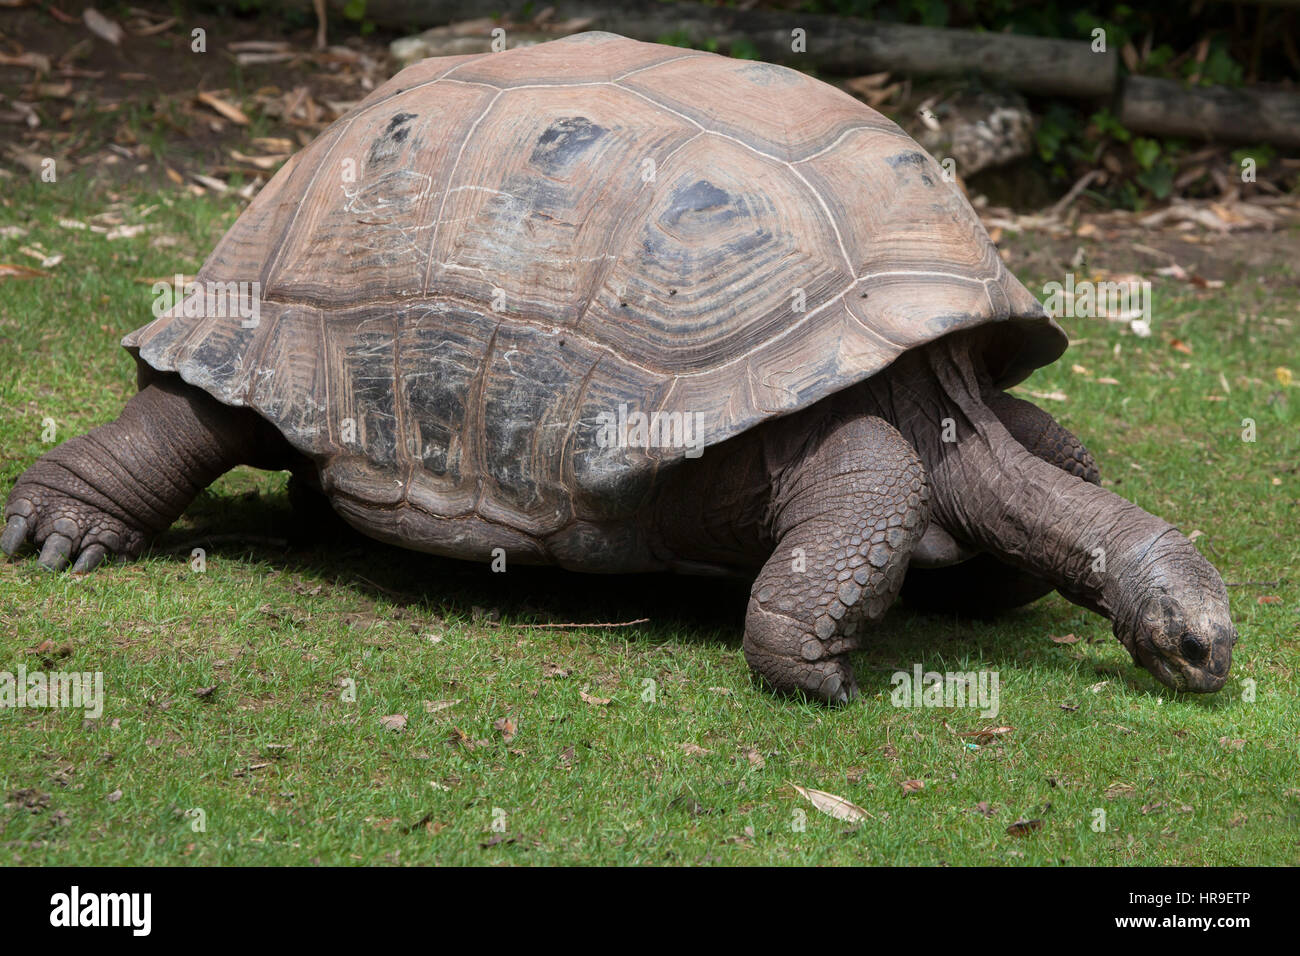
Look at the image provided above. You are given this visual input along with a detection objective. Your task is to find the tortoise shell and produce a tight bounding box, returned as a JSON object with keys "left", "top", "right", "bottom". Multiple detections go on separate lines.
{"left": 123, "top": 31, "right": 1065, "bottom": 563}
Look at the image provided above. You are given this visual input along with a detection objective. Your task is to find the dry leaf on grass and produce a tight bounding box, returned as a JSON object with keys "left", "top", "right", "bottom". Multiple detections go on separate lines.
{"left": 229, "top": 149, "right": 289, "bottom": 170}
{"left": 790, "top": 782, "right": 872, "bottom": 822}
{"left": 380, "top": 714, "right": 407, "bottom": 732}
{"left": 196, "top": 91, "right": 250, "bottom": 125}
{"left": 959, "top": 726, "right": 1014, "bottom": 744}
{"left": 1006, "top": 818, "right": 1043, "bottom": 836}
{"left": 579, "top": 689, "right": 611, "bottom": 706}
{"left": 83, "top": 8, "right": 125, "bottom": 45}
{"left": 0, "top": 263, "right": 49, "bottom": 279}
{"left": 0, "top": 52, "right": 52, "bottom": 73}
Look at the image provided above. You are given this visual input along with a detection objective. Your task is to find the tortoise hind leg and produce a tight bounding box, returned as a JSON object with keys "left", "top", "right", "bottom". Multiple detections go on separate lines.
{"left": 744, "top": 415, "right": 928, "bottom": 703}
{"left": 3, "top": 376, "right": 289, "bottom": 571}
{"left": 900, "top": 393, "right": 1100, "bottom": 615}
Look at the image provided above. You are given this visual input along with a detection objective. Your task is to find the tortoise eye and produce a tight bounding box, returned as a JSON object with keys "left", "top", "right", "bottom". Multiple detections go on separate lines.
{"left": 1179, "top": 633, "right": 1208, "bottom": 664}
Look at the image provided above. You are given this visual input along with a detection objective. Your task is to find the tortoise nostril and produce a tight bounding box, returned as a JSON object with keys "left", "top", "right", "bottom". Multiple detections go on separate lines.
{"left": 1179, "top": 633, "right": 1208, "bottom": 664}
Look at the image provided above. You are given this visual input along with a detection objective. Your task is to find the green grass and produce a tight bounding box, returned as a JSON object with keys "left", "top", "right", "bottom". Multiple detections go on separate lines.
{"left": 1, "top": 177, "right": 1297, "bottom": 865}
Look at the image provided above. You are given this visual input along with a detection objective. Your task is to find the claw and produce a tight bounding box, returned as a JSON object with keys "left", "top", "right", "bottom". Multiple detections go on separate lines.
{"left": 38, "top": 533, "right": 73, "bottom": 572}
{"left": 72, "top": 543, "right": 108, "bottom": 574}
{"left": 1, "top": 515, "right": 29, "bottom": 556}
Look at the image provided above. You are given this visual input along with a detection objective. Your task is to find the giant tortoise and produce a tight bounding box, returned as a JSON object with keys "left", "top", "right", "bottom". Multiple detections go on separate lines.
{"left": 2, "top": 32, "right": 1236, "bottom": 701}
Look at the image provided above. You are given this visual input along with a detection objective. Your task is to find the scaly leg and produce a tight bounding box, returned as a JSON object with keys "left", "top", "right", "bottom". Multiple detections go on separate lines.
{"left": 743, "top": 415, "right": 929, "bottom": 703}
{"left": 3, "top": 376, "right": 290, "bottom": 571}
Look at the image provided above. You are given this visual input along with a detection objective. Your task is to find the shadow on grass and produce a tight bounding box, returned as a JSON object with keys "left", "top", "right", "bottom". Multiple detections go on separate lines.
{"left": 154, "top": 483, "right": 1234, "bottom": 709}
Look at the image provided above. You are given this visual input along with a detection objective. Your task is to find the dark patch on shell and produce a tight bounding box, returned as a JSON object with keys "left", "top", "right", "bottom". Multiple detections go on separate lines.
{"left": 887, "top": 150, "right": 935, "bottom": 187}
{"left": 529, "top": 117, "right": 606, "bottom": 174}
{"left": 662, "top": 180, "right": 736, "bottom": 228}
{"left": 367, "top": 112, "right": 418, "bottom": 167}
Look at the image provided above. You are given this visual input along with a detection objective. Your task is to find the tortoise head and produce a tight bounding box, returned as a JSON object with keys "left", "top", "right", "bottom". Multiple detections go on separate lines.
{"left": 1115, "top": 558, "right": 1237, "bottom": 693}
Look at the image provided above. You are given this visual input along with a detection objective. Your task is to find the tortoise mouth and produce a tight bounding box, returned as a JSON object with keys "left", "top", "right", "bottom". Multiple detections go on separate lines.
{"left": 1135, "top": 644, "right": 1186, "bottom": 691}
{"left": 1134, "top": 642, "right": 1229, "bottom": 694}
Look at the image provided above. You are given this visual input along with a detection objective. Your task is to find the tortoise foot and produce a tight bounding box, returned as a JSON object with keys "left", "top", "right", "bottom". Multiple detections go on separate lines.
{"left": 2, "top": 447, "right": 147, "bottom": 573}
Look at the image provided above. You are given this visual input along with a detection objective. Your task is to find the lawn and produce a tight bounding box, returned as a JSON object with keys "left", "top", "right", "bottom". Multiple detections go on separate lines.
{"left": 1, "top": 175, "right": 1297, "bottom": 865}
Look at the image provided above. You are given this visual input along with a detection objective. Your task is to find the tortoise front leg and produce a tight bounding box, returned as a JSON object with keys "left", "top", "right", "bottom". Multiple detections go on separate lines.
{"left": 3, "top": 376, "right": 288, "bottom": 571}
{"left": 744, "top": 415, "right": 929, "bottom": 703}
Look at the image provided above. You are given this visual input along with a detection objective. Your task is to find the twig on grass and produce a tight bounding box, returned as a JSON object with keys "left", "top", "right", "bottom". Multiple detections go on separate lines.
{"left": 485, "top": 617, "right": 651, "bottom": 630}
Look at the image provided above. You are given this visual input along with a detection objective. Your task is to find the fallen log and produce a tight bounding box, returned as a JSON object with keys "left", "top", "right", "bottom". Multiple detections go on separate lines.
{"left": 1119, "top": 76, "right": 1300, "bottom": 148}
{"left": 301, "top": 0, "right": 1117, "bottom": 97}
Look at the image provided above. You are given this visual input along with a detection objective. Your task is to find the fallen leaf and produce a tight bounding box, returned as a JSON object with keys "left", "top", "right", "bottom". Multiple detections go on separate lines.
{"left": 83, "top": 8, "right": 125, "bottom": 45}
{"left": 380, "top": 713, "right": 407, "bottom": 732}
{"left": 228, "top": 149, "right": 289, "bottom": 170}
{"left": 1169, "top": 338, "right": 1193, "bottom": 355}
{"left": 681, "top": 742, "right": 710, "bottom": 757}
{"left": 1258, "top": 595, "right": 1281, "bottom": 605}
{"left": 423, "top": 699, "right": 459, "bottom": 713}
{"left": 106, "top": 789, "right": 122, "bottom": 803}
{"left": 790, "top": 783, "right": 871, "bottom": 823}
{"left": 105, "top": 224, "right": 148, "bottom": 240}
{"left": 18, "top": 247, "right": 62, "bottom": 269}
{"left": 0, "top": 263, "right": 49, "bottom": 279}
{"left": 744, "top": 748, "right": 766, "bottom": 769}
{"left": 189, "top": 173, "right": 228, "bottom": 193}
{"left": 192, "top": 685, "right": 217, "bottom": 699}
{"left": 1006, "top": 818, "right": 1043, "bottom": 836}
{"left": 1276, "top": 367, "right": 1293, "bottom": 387}
{"left": 1104, "top": 782, "right": 1135, "bottom": 799}
{"left": 196, "top": 91, "right": 249, "bottom": 125}
{"left": 0, "top": 51, "right": 52, "bottom": 73}
{"left": 901, "top": 779, "right": 924, "bottom": 794}
{"left": 492, "top": 716, "right": 516, "bottom": 742}
{"left": 1218, "top": 737, "right": 1246, "bottom": 751}
{"left": 1050, "top": 633, "right": 1080, "bottom": 644}
{"left": 960, "top": 726, "right": 1014, "bottom": 744}
{"left": 579, "top": 689, "right": 611, "bottom": 706}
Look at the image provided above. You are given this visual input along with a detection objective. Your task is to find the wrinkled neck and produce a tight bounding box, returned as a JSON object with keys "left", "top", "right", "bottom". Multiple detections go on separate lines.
{"left": 858, "top": 337, "right": 1185, "bottom": 627}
